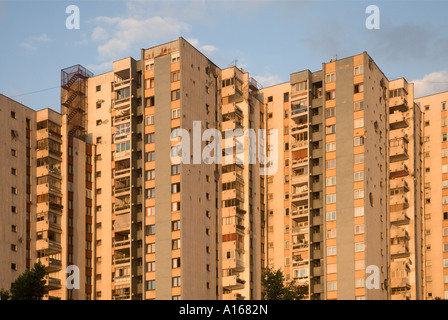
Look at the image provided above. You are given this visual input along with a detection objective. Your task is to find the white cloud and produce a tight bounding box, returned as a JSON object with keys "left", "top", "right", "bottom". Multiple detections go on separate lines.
{"left": 252, "top": 74, "right": 282, "bottom": 88}
{"left": 412, "top": 70, "right": 448, "bottom": 98}
{"left": 19, "top": 33, "right": 52, "bottom": 53}
{"left": 92, "top": 15, "right": 190, "bottom": 63}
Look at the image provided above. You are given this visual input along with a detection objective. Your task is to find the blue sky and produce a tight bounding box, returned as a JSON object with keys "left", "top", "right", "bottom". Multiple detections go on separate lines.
{"left": 1, "top": 0, "right": 448, "bottom": 112}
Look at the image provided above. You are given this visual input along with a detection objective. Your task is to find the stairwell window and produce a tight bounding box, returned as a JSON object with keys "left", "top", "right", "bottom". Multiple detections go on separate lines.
{"left": 354, "top": 83, "right": 364, "bottom": 94}
{"left": 354, "top": 65, "right": 364, "bottom": 75}
{"left": 326, "top": 142, "right": 336, "bottom": 152}
{"left": 354, "top": 136, "right": 365, "bottom": 146}
{"left": 172, "top": 108, "right": 180, "bottom": 119}
{"left": 326, "top": 73, "right": 335, "bottom": 83}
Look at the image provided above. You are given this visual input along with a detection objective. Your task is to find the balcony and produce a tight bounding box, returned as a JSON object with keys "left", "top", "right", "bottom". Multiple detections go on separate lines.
{"left": 292, "top": 225, "right": 309, "bottom": 235}
{"left": 291, "top": 124, "right": 308, "bottom": 135}
{"left": 292, "top": 208, "right": 309, "bottom": 222}
{"left": 291, "top": 192, "right": 309, "bottom": 206}
{"left": 391, "top": 243, "right": 410, "bottom": 258}
{"left": 222, "top": 119, "right": 244, "bottom": 132}
{"left": 291, "top": 140, "right": 308, "bottom": 150}
{"left": 114, "top": 256, "right": 131, "bottom": 265}
{"left": 292, "top": 241, "right": 309, "bottom": 251}
{"left": 114, "top": 78, "right": 131, "bottom": 90}
{"left": 390, "top": 112, "right": 409, "bottom": 130}
{"left": 391, "top": 227, "right": 410, "bottom": 240}
{"left": 390, "top": 144, "right": 409, "bottom": 163}
{"left": 249, "top": 77, "right": 263, "bottom": 92}
{"left": 391, "top": 292, "right": 410, "bottom": 300}
{"left": 291, "top": 174, "right": 308, "bottom": 186}
{"left": 389, "top": 96, "right": 409, "bottom": 113}
{"left": 36, "top": 219, "right": 62, "bottom": 233}
{"left": 391, "top": 277, "right": 411, "bottom": 290}
{"left": 222, "top": 276, "right": 246, "bottom": 290}
{"left": 390, "top": 164, "right": 409, "bottom": 179}
{"left": 44, "top": 276, "right": 62, "bottom": 290}
{"left": 391, "top": 211, "right": 411, "bottom": 226}
{"left": 313, "top": 266, "right": 324, "bottom": 277}
{"left": 38, "top": 257, "right": 62, "bottom": 273}
{"left": 36, "top": 239, "right": 62, "bottom": 253}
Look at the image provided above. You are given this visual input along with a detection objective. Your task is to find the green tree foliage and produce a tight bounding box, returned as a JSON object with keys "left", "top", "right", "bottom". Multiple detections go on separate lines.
{"left": 9, "top": 262, "right": 47, "bottom": 300}
{"left": 261, "top": 267, "right": 308, "bottom": 300}
{"left": 0, "top": 288, "right": 10, "bottom": 300}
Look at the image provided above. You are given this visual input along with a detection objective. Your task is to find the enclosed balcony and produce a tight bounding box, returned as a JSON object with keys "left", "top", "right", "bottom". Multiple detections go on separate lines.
{"left": 114, "top": 176, "right": 131, "bottom": 195}
{"left": 291, "top": 183, "right": 309, "bottom": 206}
{"left": 113, "top": 251, "right": 131, "bottom": 265}
{"left": 292, "top": 223, "right": 309, "bottom": 235}
{"left": 113, "top": 286, "right": 131, "bottom": 300}
{"left": 391, "top": 277, "right": 411, "bottom": 290}
{"left": 292, "top": 233, "right": 309, "bottom": 251}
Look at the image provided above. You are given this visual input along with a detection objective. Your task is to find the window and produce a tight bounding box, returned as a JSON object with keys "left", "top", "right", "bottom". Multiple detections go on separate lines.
{"left": 96, "top": 85, "right": 101, "bottom": 92}
{"left": 327, "top": 229, "right": 336, "bottom": 239}
{"left": 328, "top": 281, "right": 337, "bottom": 291}
{"left": 115, "top": 123, "right": 130, "bottom": 141}
{"left": 326, "top": 211, "right": 336, "bottom": 221}
{"left": 354, "top": 189, "right": 364, "bottom": 199}
{"left": 172, "top": 258, "right": 181, "bottom": 269}
{"left": 326, "top": 90, "right": 335, "bottom": 100}
{"left": 11, "top": 206, "right": 17, "bottom": 214}
{"left": 326, "top": 73, "right": 335, "bottom": 83}
{"left": 354, "top": 171, "right": 364, "bottom": 181}
{"left": 11, "top": 149, "right": 17, "bottom": 157}
{"left": 171, "top": 183, "right": 180, "bottom": 194}
{"left": 327, "top": 246, "right": 336, "bottom": 256}
{"left": 172, "top": 277, "right": 181, "bottom": 287}
{"left": 147, "top": 188, "right": 155, "bottom": 199}
{"left": 10, "top": 111, "right": 16, "bottom": 119}
{"left": 171, "top": 89, "right": 180, "bottom": 101}
{"left": 172, "top": 220, "right": 181, "bottom": 231}
{"left": 96, "top": 120, "right": 102, "bottom": 126}
{"left": 115, "top": 141, "right": 130, "bottom": 153}
{"left": 326, "top": 142, "right": 336, "bottom": 152}
{"left": 354, "top": 83, "right": 364, "bottom": 93}
{"left": 354, "top": 207, "right": 364, "bottom": 217}
{"left": 172, "top": 239, "right": 181, "bottom": 250}
{"left": 355, "top": 153, "right": 364, "bottom": 164}
{"left": 146, "top": 170, "right": 155, "bottom": 181}
{"left": 147, "top": 280, "right": 156, "bottom": 291}
{"left": 143, "top": 261, "right": 155, "bottom": 274}
{"left": 172, "top": 202, "right": 181, "bottom": 212}
{"left": 326, "top": 125, "right": 336, "bottom": 135}
{"left": 355, "top": 242, "right": 365, "bottom": 252}
{"left": 355, "top": 260, "right": 365, "bottom": 270}
{"left": 354, "top": 136, "right": 365, "bottom": 146}
{"left": 146, "top": 78, "right": 154, "bottom": 89}
{"left": 172, "top": 108, "right": 181, "bottom": 119}
{"left": 354, "top": 100, "right": 364, "bottom": 111}
{"left": 355, "top": 278, "right": 365, "bottom": 288}
{"left": 326, "top": 194, "right": 336, "bottom": 204}
{"left": 326, "top": 176, "right": 336, "bottom": 186}
{"left": 326, "top": 107, "right": 335, "bottom": 118}
{"left": 146, "top": 133, "right": 155, "bottom": 144}
{"left": 146, "top": 207, "right": 155, "bottom": 216}
{"left": 354, "top": 118, "right": 364, "bottom": 128}
{"left": 354, "top": 65, "right": 364, "bottom": 75}
{"left": 355, "top": 224, "right": 365, "bottom": 234}
{"left": 327, "top": 264, "right": 337, "bottom": 274}
{"left": 146, "top": 151, "right": 155, "bottom": 162}
{"left": 11, "top": 168, "right": 16, "bottom": 175}
{"left": 292, "top": 81, "right": 307, "bottom": 92}
{"left": 171, "top": 164, "right": 180, "bottom": 175}
{"left": 145, "top": 115, "right": 155, "bottom": 126}
{"left": 96, "top": 102, "right": 102, "bottom": 109}
{"left": 284, "top": 92, "right": 289, "bottom": 102}
{"left": 146, "top": 96, "right": 155, "bottom": 107}
{"left": 11, "top": 225, "right": 17, "bottom": 232}
{"left": 171, "top": 71, "right": 180, "bottom": 82}
{"left": 326, "top": 160, "right": 336, "bottom": 169}
{"left": 147, "top": 243, "right": 155, "bottom": 254}
{"left": 11, "top": 187, "right": 17, "bottom": 194}
{"left": 146, "top": 225, "right": 155, "bottom": 235}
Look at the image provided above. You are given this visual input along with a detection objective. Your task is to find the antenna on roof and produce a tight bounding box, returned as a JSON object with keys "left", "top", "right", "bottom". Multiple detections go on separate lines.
{"left": 229, "top": 57, "right": 238, "bottom": 67}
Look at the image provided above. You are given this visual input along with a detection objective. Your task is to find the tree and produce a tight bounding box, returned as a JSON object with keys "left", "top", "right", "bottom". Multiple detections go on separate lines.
{"left": 9, "top": 262, "right": 47, "bottom": 300}
{"left": 261, "top": 267, "right": 308, "bottom": 300}
{"left": 0, "top": 288, "right": 10, "bottom": 300}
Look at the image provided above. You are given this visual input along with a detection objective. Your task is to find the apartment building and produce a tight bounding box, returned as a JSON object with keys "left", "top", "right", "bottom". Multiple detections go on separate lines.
{"left": 0, "top": 93, "right": 93, "bottom": 300}
{"left": 415, "top": 91, "right": 448, "bottom": 300}
{"left": 262, "top": 53, "right": 397, "bottom": 300}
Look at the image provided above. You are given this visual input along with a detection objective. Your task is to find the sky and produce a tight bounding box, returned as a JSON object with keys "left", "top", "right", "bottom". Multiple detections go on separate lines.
{"left": 1, "top": 0, "right": 448, "bottom": 112}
